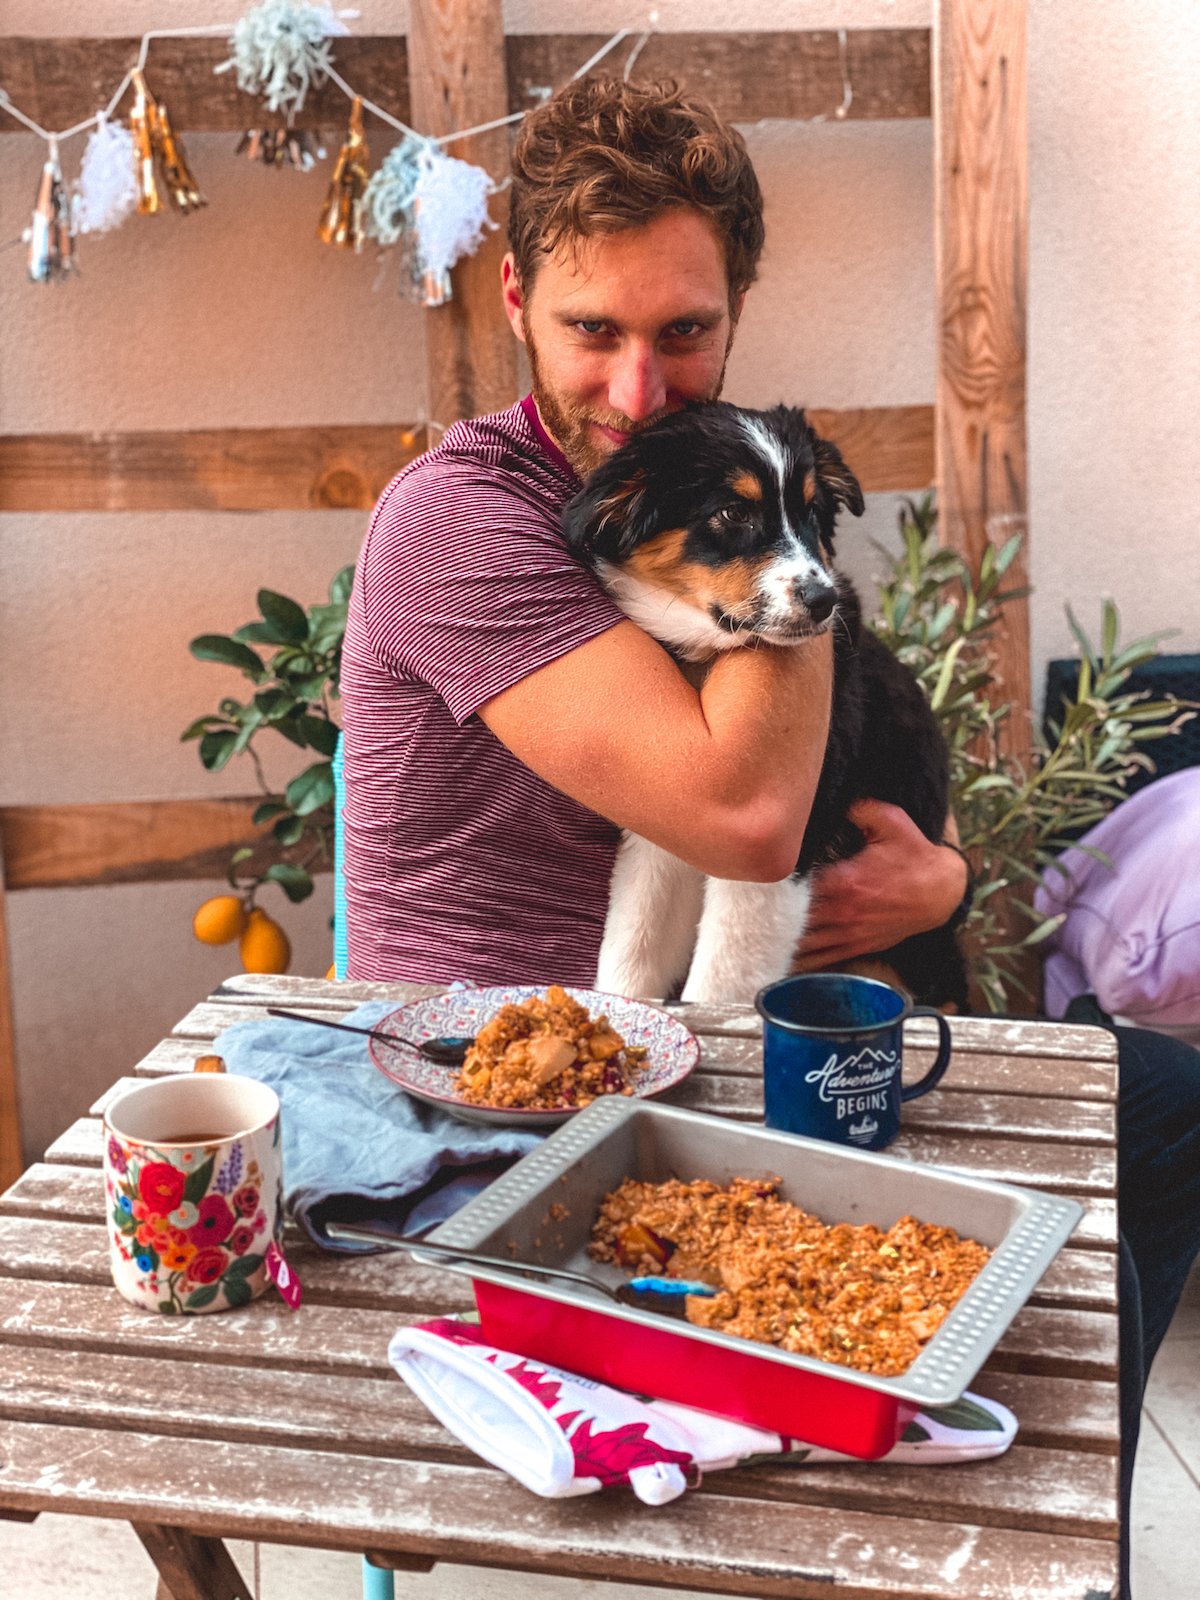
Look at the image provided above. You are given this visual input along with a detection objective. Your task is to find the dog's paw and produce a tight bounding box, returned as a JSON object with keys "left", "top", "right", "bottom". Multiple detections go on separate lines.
{"left": 679, "top": 972, "right": 759, "bottom": 1006}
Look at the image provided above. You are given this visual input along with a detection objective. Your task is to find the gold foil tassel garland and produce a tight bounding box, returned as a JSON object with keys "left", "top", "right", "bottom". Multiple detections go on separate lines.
{"left": 27, "top": 140, "right": 75, "bottom": 283}
{"left": 128, "top": 67, "right": 206, "bottom": 216}
{"left": 130, "top": 68, "right": 161, "bottom": 214}
{"left": 154, "top": 100, "right": 206, "bottom": 213}
{"left": 317, "top": 97, "right": 369, "bottom": 249}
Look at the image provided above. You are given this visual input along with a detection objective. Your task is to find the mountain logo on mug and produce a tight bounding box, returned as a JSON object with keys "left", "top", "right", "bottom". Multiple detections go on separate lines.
{"left": 804, "top": 1046, "right": 898, "bottom": 1104}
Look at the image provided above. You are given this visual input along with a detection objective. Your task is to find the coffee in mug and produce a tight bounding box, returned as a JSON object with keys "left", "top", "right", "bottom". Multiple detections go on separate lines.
{"left": 103, "top": 1073, "right": 287, "bottom": 1314}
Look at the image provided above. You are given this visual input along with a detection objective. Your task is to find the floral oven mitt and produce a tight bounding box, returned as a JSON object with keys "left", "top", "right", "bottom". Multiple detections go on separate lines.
{"left": 388, "top": 1318, "right": 1017, "bottom": 1506}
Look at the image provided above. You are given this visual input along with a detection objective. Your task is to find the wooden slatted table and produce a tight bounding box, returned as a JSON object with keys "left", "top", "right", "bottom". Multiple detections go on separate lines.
{"left": 0, "top": 973, "right": 1120, "bottom": 1600}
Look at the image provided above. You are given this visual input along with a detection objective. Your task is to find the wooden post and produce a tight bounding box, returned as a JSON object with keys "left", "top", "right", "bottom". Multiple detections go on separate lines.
{"left": 934, "top": 1, "right": 1038, "bottom": 1013}
{"left": 407, "top": 0, "right": 519, "bottom": 425}
{"left": 933, "top": 0, "right": 1031, "bottom": 763}
{"left": 0, "top": 843, "right": 22, "bottom": 1190}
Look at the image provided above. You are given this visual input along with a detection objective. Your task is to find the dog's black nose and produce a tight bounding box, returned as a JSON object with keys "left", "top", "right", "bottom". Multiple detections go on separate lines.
{"left": 796, "top": 578, "right": 838, "bottom": 624}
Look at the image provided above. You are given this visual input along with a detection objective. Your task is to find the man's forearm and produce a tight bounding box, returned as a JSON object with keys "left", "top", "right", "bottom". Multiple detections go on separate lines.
{"left": 691, "top": 633, "right": 833, "bottom": 879}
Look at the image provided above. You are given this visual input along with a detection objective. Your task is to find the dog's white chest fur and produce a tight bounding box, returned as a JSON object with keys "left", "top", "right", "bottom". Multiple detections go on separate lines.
{"left": 595, "top": 831, "right": 812, "bottom": 1003}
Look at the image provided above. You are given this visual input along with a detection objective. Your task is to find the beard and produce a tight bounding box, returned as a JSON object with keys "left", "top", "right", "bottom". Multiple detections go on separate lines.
{"left": 525, "top": 319, "right": 731, "bottom": 479}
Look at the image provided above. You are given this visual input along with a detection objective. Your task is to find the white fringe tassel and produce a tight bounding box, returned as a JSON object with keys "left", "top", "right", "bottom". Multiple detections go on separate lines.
{"left": 414, "top": 145, "right": 497, "bottom": 281}
{"left": 73, "top": 117, "right": 138, "bottom": 235}
{"left": 362, "top": 135, "right": 496, "bottom": 291}
{"left": 216, "top": 0, "right": 349, "bottom": 117}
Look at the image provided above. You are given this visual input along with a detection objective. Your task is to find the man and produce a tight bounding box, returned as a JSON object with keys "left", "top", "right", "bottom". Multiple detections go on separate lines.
{"left": 342, "top": 76, "right": 1197, "bottom": 1598}
{"left": 340, "top": 76, "right": 965, "bottom": 986}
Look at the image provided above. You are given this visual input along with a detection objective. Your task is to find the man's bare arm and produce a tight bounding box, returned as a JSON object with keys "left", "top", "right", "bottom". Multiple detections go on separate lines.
{"left": 479, "top": 619, "right": 833, "bottom": 881}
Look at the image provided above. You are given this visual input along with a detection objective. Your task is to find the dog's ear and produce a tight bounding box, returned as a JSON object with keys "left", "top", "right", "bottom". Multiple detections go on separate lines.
{"left": 812, "top": 435, "right": 865, "bottom": 520}
{"left": 562, "top": 467, "right": 652, "bottom": 564}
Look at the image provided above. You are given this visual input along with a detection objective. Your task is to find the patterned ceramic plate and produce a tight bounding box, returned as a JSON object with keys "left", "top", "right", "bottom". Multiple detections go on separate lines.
{"left": 368, "top": 985, "right": 701, "bottom": 1128}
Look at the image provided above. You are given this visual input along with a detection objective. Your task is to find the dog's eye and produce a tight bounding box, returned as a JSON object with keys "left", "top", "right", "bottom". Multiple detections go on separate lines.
{"left": 716, "top": 505, "right": 753, "bottom": 529}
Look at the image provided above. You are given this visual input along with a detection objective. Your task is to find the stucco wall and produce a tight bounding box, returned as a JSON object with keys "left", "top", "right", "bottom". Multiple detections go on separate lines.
{"left": 2, "top": 1, "right": 1197, "bottom": 1161}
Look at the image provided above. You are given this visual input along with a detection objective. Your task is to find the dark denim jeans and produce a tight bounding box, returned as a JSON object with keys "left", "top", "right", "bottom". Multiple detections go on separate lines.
{"left": 1064, "top": 997, "right": 1200, "bottom": 1599}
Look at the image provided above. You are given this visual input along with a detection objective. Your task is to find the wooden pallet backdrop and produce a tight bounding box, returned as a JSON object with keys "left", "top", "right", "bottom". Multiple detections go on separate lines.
{"left": 0, "top": 0, "right": 1029, "bottom": 1183}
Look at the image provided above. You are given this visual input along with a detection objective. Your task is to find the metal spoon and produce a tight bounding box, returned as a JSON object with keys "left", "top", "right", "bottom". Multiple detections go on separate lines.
{"left": 324, "top": 1222, "right": 716, "bottom": 1318}
{"left": 266, "top": 1006, "right": 474, "bottom": 1065}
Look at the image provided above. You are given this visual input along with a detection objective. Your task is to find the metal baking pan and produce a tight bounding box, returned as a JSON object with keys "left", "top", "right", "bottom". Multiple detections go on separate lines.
{"left": 423, "top": 1098, "right": 1083, "bottom": 1458}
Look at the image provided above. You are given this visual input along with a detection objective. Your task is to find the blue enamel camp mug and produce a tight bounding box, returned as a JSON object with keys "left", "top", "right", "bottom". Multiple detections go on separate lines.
{"left": 755, "top": 974, "right": 952, "bottom": 1152}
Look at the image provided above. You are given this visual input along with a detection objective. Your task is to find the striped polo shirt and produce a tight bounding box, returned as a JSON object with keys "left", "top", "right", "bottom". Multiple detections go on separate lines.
{"left": 340, "top": 397, "right": 625, "bottom": 984}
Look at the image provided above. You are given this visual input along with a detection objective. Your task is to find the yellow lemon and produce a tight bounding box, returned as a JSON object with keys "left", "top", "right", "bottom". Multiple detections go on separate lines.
{"left": 192, "top": 895, "right": 248, "bottom": 946}
{"left": 239, "top": 908, "right": 292, "bottom": 975}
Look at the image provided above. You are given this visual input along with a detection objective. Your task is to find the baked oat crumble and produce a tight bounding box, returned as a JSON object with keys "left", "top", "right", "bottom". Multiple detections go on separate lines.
{"left": 456, "top": 985, "right": 646, "bottom": 1110}
{"left": 590, "top": 1175, "right": 991, "bottom": 1377}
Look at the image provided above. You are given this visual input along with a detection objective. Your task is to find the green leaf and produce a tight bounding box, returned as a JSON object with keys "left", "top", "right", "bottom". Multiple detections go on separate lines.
{"left": 190, "top": 635, "right": 266, "bottom": 679}
{"left": 258, "top": 589, "right": 310, "bottom": 644}
{"left": 1100, "top": 598, "right": 1119, "bottom": 663}
{"left": 307, "top": 602, "right": 347, "bottom": 654}
{"left": 1108, "top": 634, "right": 1176, "bottom": 675}
{"left": 994, "top": 533, "right": 1023, "bottom": 575}
{"left": 223, "top": 1274, "right": 253, "bottom": 1308}
{"left": 282, "top": 672, "right": 332, "bottom": 701}
{"left": 929, "top": 637, "right": 966, "bottom": 711}
{"left": 901, "top": 1420, "right": 931, "bottom": 1443}
{"left": 254, "top": 689, "right": 300, "bottom": 721}
{"left": 186, "top": 1283, "right": 221, "bottom": 1310}
{"left": 233, "top": 620, "right": 293, "bottom": 647}
{"left": 272, "top": 815, "right": 306, "bottom": 848}
{"left": 230, "top": 846, "right": 255, "bottom": 866}
{"left": 297, "top": 714, "right": 340, "bottom": 756}
{"left": 265, "top": 862, "right": 315, "bottom": 902}
{"left": 252, "top": 800, "right": 290, "bottom": 826}
{"left": 230, "top": 708, "right": 264, "bottom": 757}
{"left": 226, "top": 1252, "right": 264, "bottom": 1279}
{"left": 285, "top": 761, "right": 335, "bottom": 817}
{"left": 926, "top": 600, "right": 958, "bottom": 642}
{"left": 960, "top": 773, "right": 1014, "bottom": 794}
{"left": 272, "top": 717, "right": 309, "bottom": 751}
{"left": 329, "top": 564, "right": 355, "bottom": 604}
{"left": 198, "top": 729, "right": 238, "bottom": 772}
{"left": 182, "top": 1156, "right": 216, "bottom": 1206}
{"left": 923, "top": 1395, "right": 1007, "bottom": 1433}
{"left": 181, "top": 716, "right": 232, "bottom": 742}
{"left": 1064, "top": 606, "right": 1098, "bottom": 674}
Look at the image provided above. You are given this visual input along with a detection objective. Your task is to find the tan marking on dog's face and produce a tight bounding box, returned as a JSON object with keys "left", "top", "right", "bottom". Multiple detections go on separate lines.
{"left": 803, "top": 468, "right": 817, "bottom": 505}
{"left": 729, "top": 469, "right": 764, "bottom": 503}
{"left": 595, "top": 470, "right": 646, "bottom": 528}
{"left": 623, "top": 529, "right": 768, "bottom": 613}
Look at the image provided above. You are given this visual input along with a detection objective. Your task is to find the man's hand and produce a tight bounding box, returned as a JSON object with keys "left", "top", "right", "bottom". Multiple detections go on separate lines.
{"left": 793, "top": 798, "right": 968, "bottom": 971}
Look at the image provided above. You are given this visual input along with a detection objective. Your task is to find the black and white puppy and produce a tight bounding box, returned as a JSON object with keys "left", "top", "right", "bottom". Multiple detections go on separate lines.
{"left": 562, "top": 401, "right": 966, "bottom": 1009}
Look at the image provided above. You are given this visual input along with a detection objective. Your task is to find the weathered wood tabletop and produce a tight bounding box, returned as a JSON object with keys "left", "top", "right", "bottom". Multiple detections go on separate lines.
{"left": 0, "top": 973, "right": 1120, "bottom": 1600}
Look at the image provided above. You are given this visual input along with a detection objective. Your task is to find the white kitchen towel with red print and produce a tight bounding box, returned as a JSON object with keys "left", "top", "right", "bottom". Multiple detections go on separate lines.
{"left": 387, "top": 1318, "right": 1017, "bottom": 1505}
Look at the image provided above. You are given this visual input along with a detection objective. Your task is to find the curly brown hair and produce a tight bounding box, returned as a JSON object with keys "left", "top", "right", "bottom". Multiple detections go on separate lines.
{"left": 508, "top": 77, "right": 765, "bottom": 304}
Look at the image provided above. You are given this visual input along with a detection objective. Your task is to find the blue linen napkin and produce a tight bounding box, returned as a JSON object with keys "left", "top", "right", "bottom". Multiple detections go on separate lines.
{"left": 214, "top": 1001, "right": 544, "bottom": 1250}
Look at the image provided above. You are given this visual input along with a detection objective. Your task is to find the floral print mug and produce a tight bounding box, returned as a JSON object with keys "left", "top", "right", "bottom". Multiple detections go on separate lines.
{"left": 104, "top": 1074, "right": 284, "bottom": 1314}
